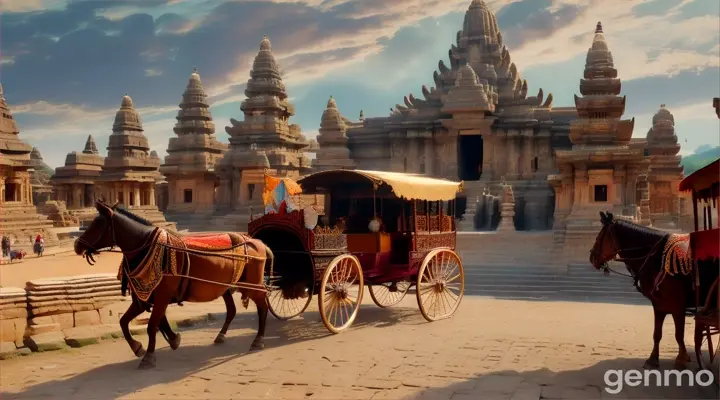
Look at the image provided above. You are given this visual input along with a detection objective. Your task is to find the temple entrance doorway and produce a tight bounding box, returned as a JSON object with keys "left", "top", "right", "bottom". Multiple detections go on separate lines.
{"left": 4, "top": 182, "right": 17, "bottom": 202}
{"left": 457, "top": 135, "right": 483, "bottom": 181}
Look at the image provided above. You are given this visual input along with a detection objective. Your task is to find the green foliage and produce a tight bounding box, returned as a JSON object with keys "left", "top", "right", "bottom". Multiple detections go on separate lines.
{"left": 681, "top": 146, "right": 720, "bottom": 175}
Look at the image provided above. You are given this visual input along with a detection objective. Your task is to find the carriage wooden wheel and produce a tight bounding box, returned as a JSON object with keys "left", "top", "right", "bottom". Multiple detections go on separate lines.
{"left": 416, "top": 248, "right": 464, "bottom": 322}
{"left": 318, "top": 254, "right": 364, "bottom": 333}
{"left": 266, "top": 285, "right": 313, "bottom": 321}
{"left": 369, "top": 281, "right": 411, "bottom": 308}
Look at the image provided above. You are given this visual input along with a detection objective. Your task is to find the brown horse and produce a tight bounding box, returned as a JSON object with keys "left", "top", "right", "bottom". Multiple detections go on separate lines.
{"left": 590, "top": 211, "right": 695, "bottom": 369}
{"left": 74, "top": 201, "right": 273, "bottom": 369}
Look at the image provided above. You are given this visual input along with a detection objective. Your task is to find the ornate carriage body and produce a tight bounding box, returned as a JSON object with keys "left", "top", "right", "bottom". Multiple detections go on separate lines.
{"left": 249, "top": 170, "right": 465, "bottom": 333}
{"left": 679, "top": 158, "right": 720, "bottom": 370}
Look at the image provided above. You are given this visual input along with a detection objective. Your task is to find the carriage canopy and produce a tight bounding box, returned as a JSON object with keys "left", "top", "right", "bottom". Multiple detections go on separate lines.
{"left": 297, "top": 169, "right": 464, "bottom": 201}
{"left": 679, "top": 158, "right": 719, "bottom": 197}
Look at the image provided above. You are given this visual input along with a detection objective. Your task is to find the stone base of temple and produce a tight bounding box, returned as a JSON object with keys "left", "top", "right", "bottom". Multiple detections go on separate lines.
{"left": 125, "top": 206, "right": 177, "bottom": 231}
{"left": 37, "top": 201, "right": 80, "bottom": 228}
{"left": 0, "top": 202, "right": 59, "bottom": 246}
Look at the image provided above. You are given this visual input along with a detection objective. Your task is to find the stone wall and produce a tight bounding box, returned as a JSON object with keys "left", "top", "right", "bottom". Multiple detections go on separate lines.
{"left": 0, "top": 274, "right": 126, "bottom": 356}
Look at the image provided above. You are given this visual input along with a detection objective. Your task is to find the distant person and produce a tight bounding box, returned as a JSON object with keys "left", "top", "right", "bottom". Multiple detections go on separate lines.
{"left": 1, "top": 236, "right": 9, "bottom": 258}
{"left": 9, "top": 249, "right": 26, "bottom": 263}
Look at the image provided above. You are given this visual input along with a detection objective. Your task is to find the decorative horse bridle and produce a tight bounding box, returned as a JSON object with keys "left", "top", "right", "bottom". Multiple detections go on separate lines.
{"left": 77, "top": 205, "right": 154, "bottom": 265}
{"left": 595, "top": 221, "right": 666, "bottom": 292}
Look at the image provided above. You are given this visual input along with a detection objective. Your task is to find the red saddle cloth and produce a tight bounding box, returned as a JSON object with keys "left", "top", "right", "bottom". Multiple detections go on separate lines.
{"left": 183, "top": 233, "right": 234, "bottom": 250}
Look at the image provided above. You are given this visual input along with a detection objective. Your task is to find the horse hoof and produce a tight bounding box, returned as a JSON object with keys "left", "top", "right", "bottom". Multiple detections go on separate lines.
{"left": 131, "top": 342, "right": 145, "bottom": 358}
{"left": 168, "top": 333, "right": 181, "bottom": 350}
{"left": 138, "top": 354, "right": 156, "bottom": 370}
{"left": 214, "top": 333, "right": 226, "bottom": 345}
{"left": 250, "top": 340, "right": 264, "bottom": 351}
{"left": 643, "top": 359, "right": 659, "bottom": 369}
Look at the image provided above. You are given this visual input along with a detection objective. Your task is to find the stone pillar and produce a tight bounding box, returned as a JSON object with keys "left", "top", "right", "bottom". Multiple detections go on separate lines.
{"left": 573, "top": 165, "right": 588, "bottom": 207}
{"left": 424, "top": 138, "right": 434, "bottom": 176}
{"left": 521, "top": 131, "right": 534, "bottom": 180}
{"left": 625, "top": 166, "right": 639, "bottom": 216}
{"left": 481, "top": 134, "right": 493, "bottom": 181}
{"left": 613, "top": 164, "right": 625, "bottom": 206}
{"left": 506, "top": 131, "right": 519, "bottom": 180}
{"left": 134, "top": 186, "right": 141, "bottom": 207}
{"left": 498, "top": 183, "right": 516, "bottom": 231}
{"left": 150, "top": 185, "right": 156, "bottom": 207}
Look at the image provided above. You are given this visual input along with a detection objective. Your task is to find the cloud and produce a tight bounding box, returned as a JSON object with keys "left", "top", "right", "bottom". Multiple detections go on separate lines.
{"left": 508, "top": 0, "right": 719, "bottom": 80}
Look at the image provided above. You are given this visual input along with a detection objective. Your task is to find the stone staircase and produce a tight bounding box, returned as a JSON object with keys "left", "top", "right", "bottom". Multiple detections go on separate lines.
{"left": 0, "top": 203, "right": 59, "bottom": 247}
{"left": 462, "top": 263, "right": 647, "bottom": 305}
{"left": 164, "top": 211, "right": 215, "bottom": 232}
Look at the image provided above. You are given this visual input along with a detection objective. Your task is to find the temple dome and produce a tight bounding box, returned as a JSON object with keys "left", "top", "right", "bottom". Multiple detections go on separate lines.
{"left": 462, "top": 0, "right": 501, "bottom": 46}
{"left": 456, "top": 64, "right": 480, "bottom": 87}
{"left": 260, "top": 35, "right": 271, "bottom": 51}
{"left": 113, "top": 94, "right": 143, "bottom": 132}
{"left": 652, "top": 105, "right": 674, "bottom": 126}
{"left": 320, "top": 96, "right": 346, "bottom": 131}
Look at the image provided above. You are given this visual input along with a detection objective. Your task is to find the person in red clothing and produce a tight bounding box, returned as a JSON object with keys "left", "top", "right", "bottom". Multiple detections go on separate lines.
{"left": 35, "top": 234, "right": 43, "bottom": 244}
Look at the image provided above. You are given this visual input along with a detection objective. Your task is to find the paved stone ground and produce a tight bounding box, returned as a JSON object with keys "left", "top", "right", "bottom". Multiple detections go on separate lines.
{"left": 1, "top": 295, "right": 717, "bottom": 399}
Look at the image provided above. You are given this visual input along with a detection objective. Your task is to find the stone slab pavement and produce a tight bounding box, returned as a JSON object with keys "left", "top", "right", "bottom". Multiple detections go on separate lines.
{"left": 1, "top": 294, "right": 718, "bottom": 400}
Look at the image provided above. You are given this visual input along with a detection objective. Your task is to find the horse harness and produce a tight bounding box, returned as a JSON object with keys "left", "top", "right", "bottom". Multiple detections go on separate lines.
{"left": 600, "top": 223, "right": 667, "bottom": 293}
{"left": 79, "top": 212, "right": 270, "bottom": 301}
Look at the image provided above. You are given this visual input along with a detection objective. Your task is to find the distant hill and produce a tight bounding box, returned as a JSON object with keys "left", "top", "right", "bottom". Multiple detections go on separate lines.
{"left": 681, "top": 146, "right": 720, "bottom": 175}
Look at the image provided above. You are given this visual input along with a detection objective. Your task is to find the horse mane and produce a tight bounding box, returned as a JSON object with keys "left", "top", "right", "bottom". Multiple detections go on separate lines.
{"left": 113, "top": 206, "right": 154, "bottom": 227}
{"left": 615, "top": 218, "right": 669, "bottom": 240}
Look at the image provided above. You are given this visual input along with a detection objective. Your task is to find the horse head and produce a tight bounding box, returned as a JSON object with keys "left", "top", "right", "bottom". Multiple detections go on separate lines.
{"left": 589, "top": 211, "right": 618, "bottom": 270}
{"left": 74, "top": 200, "right": 116, "bottom": 264}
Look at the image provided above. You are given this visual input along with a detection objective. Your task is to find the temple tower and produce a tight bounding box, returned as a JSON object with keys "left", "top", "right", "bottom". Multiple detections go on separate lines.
{"left": 313, "top": 96, "right": 354, "bottom": 171}
{"left": 0, "top": 83, "right": 58, "bottom": 245}
{"left": 548, "top": 22, "right": 648, "bottom": 263}
{"left": 51, "top": 135, "right": 104, "bottom": 222}
{"left": 161, "top": 68, "right": 227, "bottom": 217}
{"left": 30, "top": 147, "right": 54, "bottom": 204}
{"left": 98, "top": 95, "right": 175, "bottom": 229}
{"left": 645, "top": 105, "right": 684, "bottom": 229}
{"left": 216, "top": 35, "right": 311, "bottom": 226}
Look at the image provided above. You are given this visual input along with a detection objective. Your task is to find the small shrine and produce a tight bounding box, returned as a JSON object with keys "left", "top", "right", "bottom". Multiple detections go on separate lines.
{"left": 548, "top": 22, "right": 649, "bottom": 262}
{"left": 160, "top": 68, "right": 227, "bottom": 215}
{"left": 313, "top": 96, "right": 354, "bottom": 171}
{"left": 29, "top": 147, "right": 54, "bottom": 204}
{"left": 645, "top": 105, "right": 684, "bottom": 229}
{"left": 97, "top": 94, "right": 175, "bottom": 229}
{"left": 0, "top": 83, "right": 58, "bottom": 245}
{"left": 51, "top": 135, "right": 104, "bottom": 217}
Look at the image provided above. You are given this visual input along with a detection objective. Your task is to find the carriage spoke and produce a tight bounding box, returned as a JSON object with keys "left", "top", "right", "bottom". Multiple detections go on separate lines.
{"left": 417, "top": 250, "right": 464, "bottom": 322}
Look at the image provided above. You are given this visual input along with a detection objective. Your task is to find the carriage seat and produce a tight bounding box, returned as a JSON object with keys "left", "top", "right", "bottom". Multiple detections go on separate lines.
{"left": 347, "top": 232, "right": 391, "bottom": 253}
{"left": 182, "top": 233, "right": 244, "bottom": 251}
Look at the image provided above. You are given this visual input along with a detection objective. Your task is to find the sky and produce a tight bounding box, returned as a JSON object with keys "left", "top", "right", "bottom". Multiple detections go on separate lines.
{"left": 1, "top": 0, "right": 719, "bottom": 169}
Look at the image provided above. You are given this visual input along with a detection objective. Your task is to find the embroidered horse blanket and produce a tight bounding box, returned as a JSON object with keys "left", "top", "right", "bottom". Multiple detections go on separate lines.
{"left": 118, "top": 229, "right": 253, "bottom": 302}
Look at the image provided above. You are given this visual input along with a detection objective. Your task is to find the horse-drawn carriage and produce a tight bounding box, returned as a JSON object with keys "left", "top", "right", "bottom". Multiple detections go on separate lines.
{"left": 679, "top": 158, "right": 720, "bottom": 371}
{"left": 249, "top": 169, "right": 466, "bottom": 333}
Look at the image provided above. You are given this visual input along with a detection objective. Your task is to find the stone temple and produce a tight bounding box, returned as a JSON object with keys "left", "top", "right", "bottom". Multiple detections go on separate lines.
{"left": 329, "top": 0, "right": 577, "bottom": 231}
{"left": 160, "top": 68, "right": 227, "bottom": 219}
{"left": 209, "top": 35, "right": 312, "bottom": 229}
{"left": 50, "top": 135, "right": 105, "bottom": 223}
{"left": 0, "top": 83, "right": 58, "bottom": 245}
{"left": 321, "top": 0, "right": 687, "bottom": 240}
{"left": 97, "top": 95, "right": 175, "bottom": 229}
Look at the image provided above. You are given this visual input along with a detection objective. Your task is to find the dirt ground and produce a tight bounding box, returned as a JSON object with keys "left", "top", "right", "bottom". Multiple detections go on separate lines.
{"left": 1, "top": 293, "right": 717, "bottom": 399}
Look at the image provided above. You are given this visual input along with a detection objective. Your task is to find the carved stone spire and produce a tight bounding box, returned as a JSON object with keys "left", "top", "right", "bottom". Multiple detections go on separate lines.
{"left": 83, "top": 135, "right": 99, "bottom": 154}
{"left": 571, "top": 22, "right": 633, "bottom": 145}
{"left": 161, "top": 68, "right": 226, "bottom": 177}
{"left": 442, "top": 64, "right": 495, "bottom": 113}
{"left": 314, "top": 96, "right": 353, "bottom": 171}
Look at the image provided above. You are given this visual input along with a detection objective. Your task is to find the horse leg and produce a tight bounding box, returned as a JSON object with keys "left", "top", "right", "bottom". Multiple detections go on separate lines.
{"left": 671, "top": 310, "right": 689, "bottom": 369}
{"left": 214, "top": 290, "right": 237, "bottom": 345}
{"left": 644, "top": 307, "right": 666, "bottom": 369}
{"left": 138, "top": 294, "right": 171, "bottom": 370}
{"left": 249, "top": 292, "right": 268, "bottom": 351}
{"left": 119, "top": 301, "right": 147, "bottom": 357}
{"left": 159, "top": 316, "right": 181, "bottom": 350}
